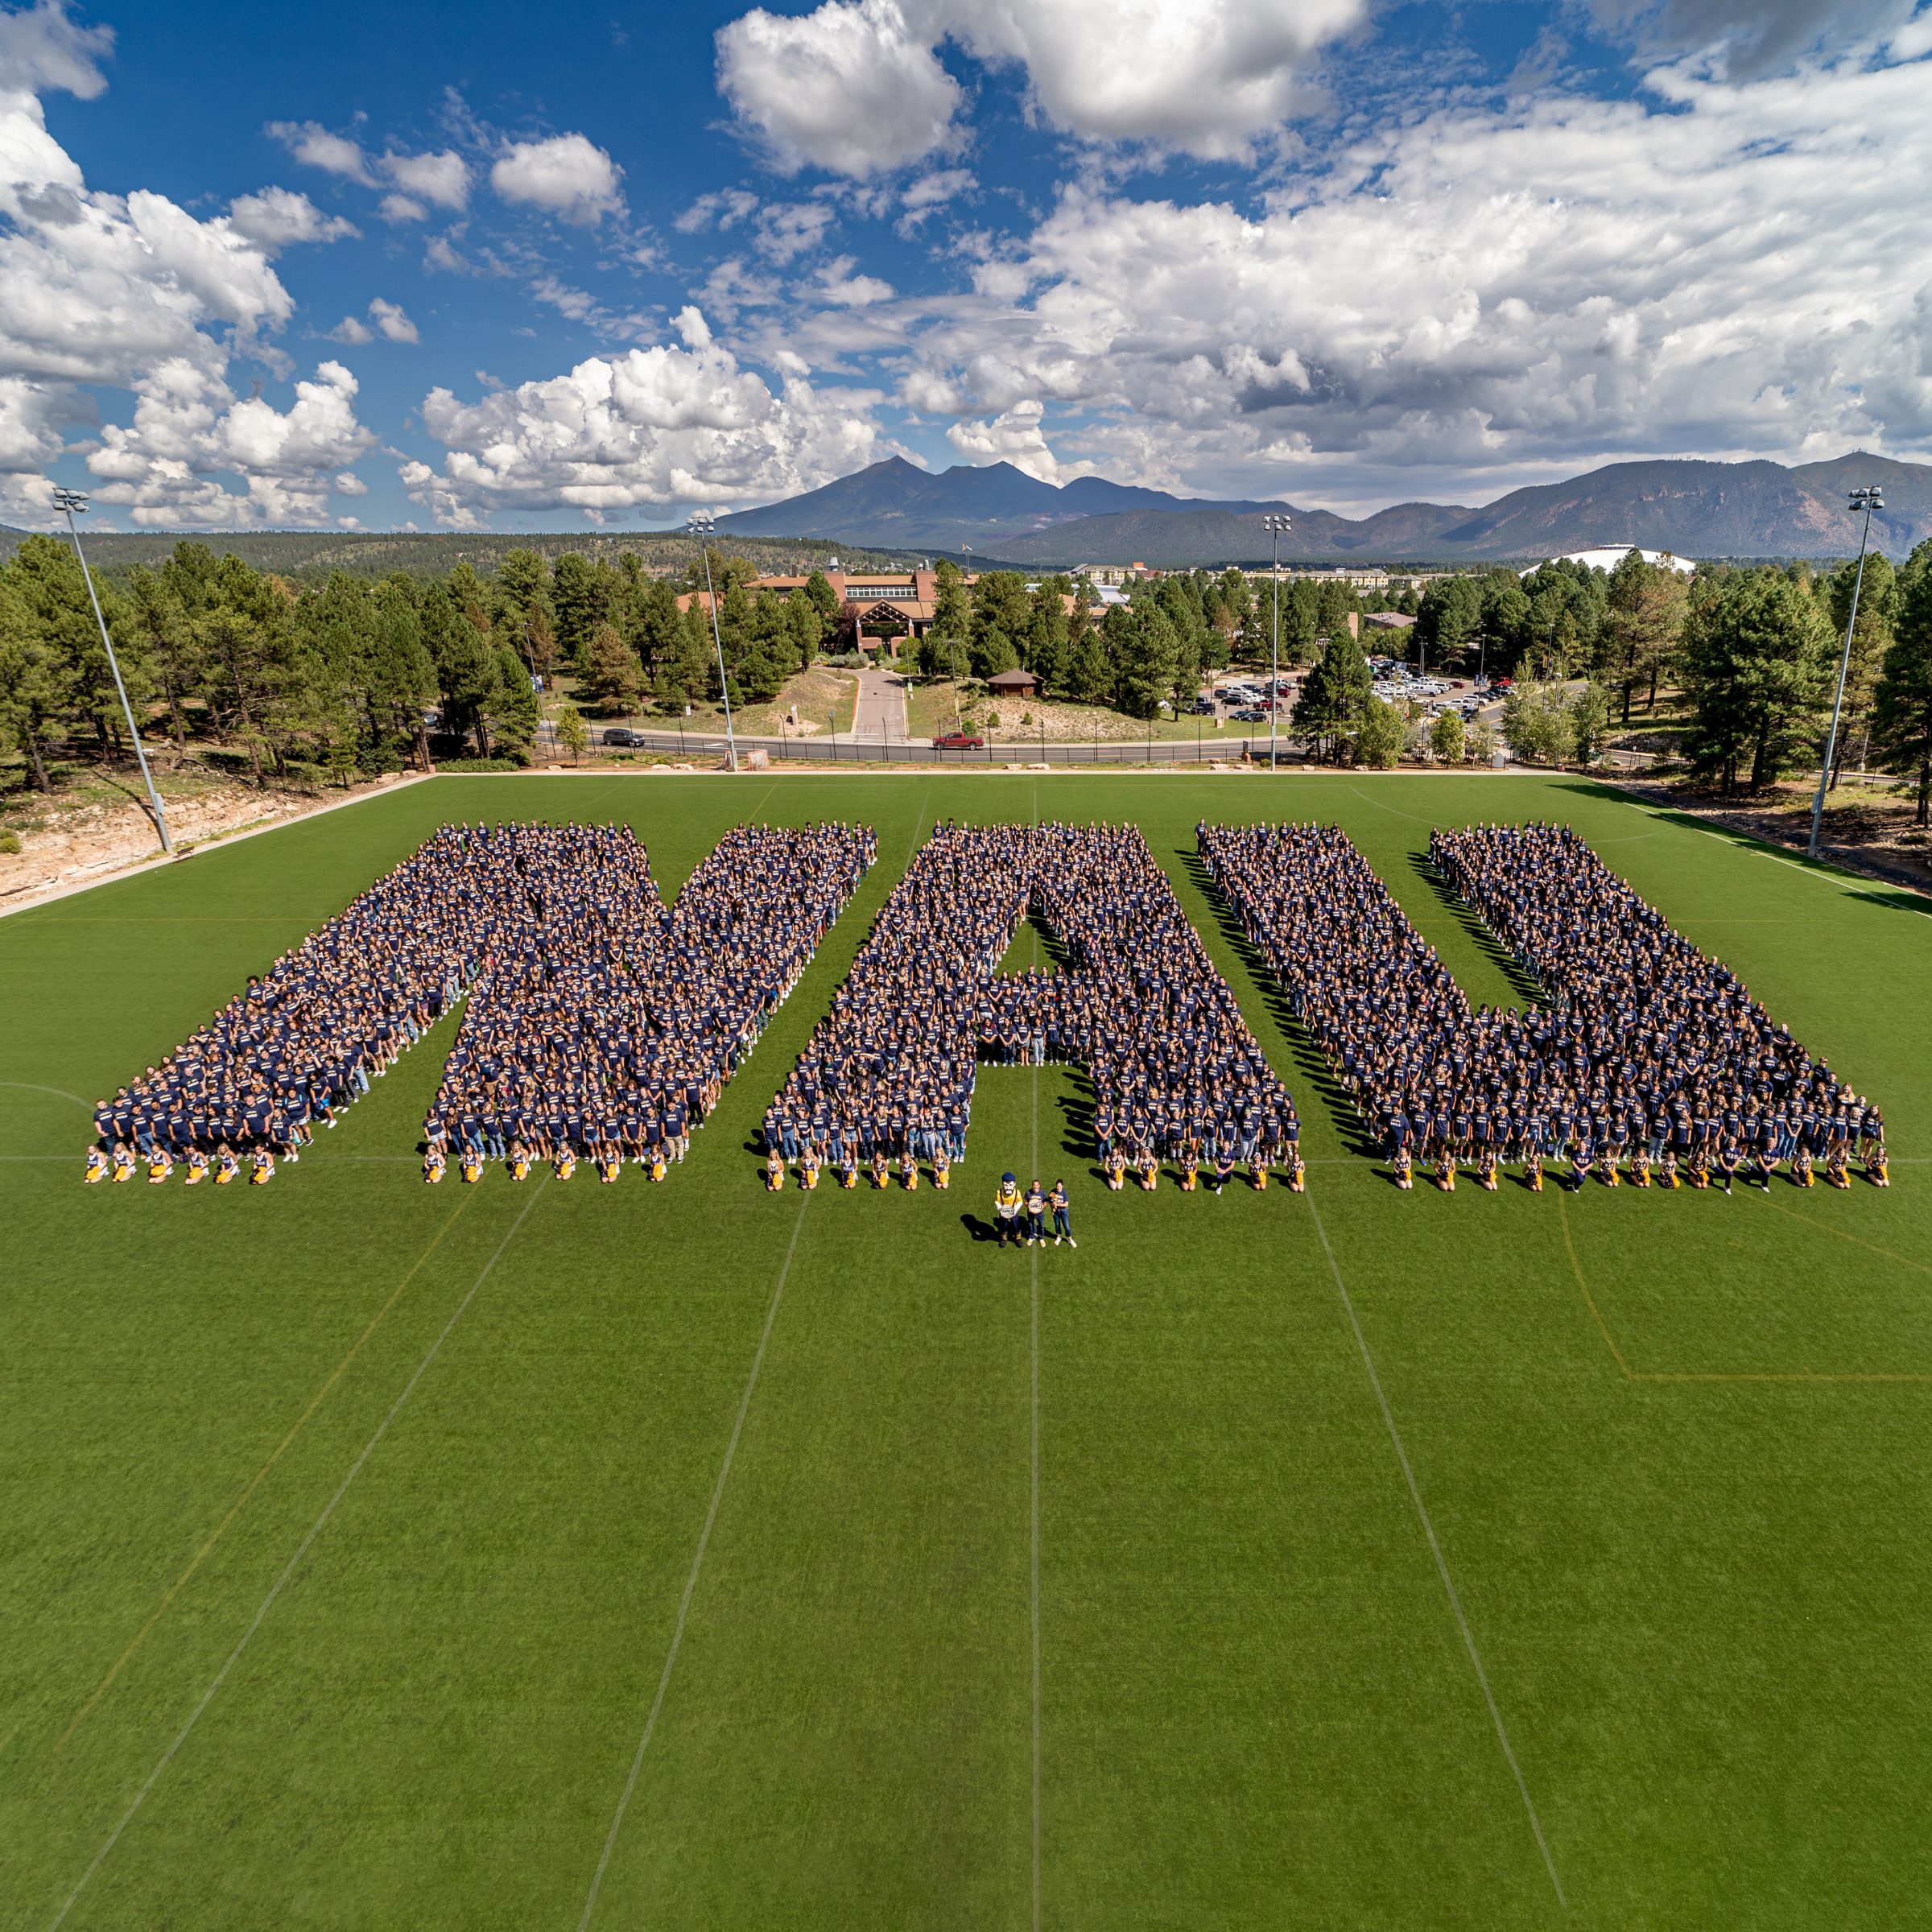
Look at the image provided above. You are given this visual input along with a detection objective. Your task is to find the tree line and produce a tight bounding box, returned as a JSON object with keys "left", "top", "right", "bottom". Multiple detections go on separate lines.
{"left": 4, "top": 533, "right": 1930, "bottom": 824}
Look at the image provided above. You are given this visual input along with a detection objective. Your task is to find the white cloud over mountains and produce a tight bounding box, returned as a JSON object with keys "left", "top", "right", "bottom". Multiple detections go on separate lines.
{"left": 873, "top": 37, "right": 1932, "bottom": 500}
{"left": 400, "top": 309, "right": 885, "bottom": 524}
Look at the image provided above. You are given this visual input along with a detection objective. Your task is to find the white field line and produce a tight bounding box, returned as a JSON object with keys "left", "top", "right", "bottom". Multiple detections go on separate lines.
{"left": 576, "top": 1190, "right": 811, "bottom": 1930}
{"left": 48, "top": 1178, "right": 549, "bottom": 1930}
{"left": 1030, "top": 1046, "right": 1042, "bottom": 1932}
{"left": 1306, "top": 1196, "right": 1567, "bottom": 1913}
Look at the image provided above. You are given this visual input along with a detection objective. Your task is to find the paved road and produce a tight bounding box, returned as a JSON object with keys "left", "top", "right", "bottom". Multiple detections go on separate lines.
{"left": 851, "top": 667, "right": 909, "bottom": 749}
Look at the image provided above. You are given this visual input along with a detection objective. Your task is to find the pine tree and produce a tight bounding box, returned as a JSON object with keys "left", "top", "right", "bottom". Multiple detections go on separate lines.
{"left": 487, "top": 645, "right": 539, "bottom": 760}
{"left": 1063, "top": 617, "right": 1112, "bottom": 706}
{"left": 1292, "top": 627, "right": 1373, "bottom": 761}
{"left": 1872, "top": 540, "right": 1932, "bottom": 826}
{"left": 583, "top": 621, "right": 642, "bottom": 716}
{"left": 656, "top": 605, "right": 712, "bottom": 708}
{"left": 366, "top": 585, "right": 438, "bottom": 771}
{"left": 1681, "top": 568, "right": 1834, "bottom": 792}
{"left": 1113, "top": 604, "right": 1179, "bottom": 719}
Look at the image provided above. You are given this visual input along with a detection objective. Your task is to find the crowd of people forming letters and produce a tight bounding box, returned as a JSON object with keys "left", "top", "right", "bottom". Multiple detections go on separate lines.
{"left": 1203, "top": 820, "right": 1889, "bottom": 1195}
{"left": 86, "top": 819, "right": 873, "bottom": 1187}
{"left": 86, "top": 811, "right": 1886, "bottom": 1203}
{"left": 760, "top": 819, "right": 1303, "bottom": 1195}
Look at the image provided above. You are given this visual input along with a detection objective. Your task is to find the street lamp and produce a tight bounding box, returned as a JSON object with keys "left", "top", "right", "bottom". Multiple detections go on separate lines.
{"left": 52, "top": 486, "right": 172, "bottom": 854}
{"left": 1809, "top": 484, "right": 1885, "bottom": 858}
{"left": 1262, "top": 513, "right": 1291, "bottom": 770}
{"left": 685, "top": 512, "right": 738, "bottom": 773}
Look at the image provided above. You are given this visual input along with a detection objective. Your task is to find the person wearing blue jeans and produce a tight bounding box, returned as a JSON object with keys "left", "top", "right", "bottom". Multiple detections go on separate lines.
{"left": 1049, "top": 1179, "right": 1076, "bottom": 1247}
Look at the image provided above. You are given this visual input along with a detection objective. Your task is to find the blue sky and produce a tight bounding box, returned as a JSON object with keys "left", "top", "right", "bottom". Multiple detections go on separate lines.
{"left": 2, "top": 0, "right": 1927, "bottom": 531}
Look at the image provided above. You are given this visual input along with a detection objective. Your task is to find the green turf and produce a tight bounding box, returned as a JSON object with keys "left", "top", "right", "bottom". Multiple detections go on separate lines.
{"left": 2, "top": 770, "right": 1930, "bottom": 1930}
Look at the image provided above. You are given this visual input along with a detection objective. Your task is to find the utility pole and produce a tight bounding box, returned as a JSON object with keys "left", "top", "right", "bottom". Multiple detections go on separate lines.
{"left": 685, "top": 512, "right": 737, "bottom": 772}
{"left": 1262, "top": 514, "right": 1291, "bottom": 769}
{"left": 52, "top": 486, "right": 171, "bottom": 854}
{"left": 1809, "top": 484, "right": 1885, "bottom": 858}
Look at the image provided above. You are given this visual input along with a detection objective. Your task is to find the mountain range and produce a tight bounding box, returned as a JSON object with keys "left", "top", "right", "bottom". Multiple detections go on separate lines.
{"left": 714, "top": 452, "right": 1932, "bottom": 567}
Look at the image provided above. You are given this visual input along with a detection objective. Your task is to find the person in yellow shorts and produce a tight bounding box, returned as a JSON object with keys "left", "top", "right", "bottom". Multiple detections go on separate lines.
{"left": 84, "top": 1145, "right": 110, "bottom": 1184}
{"left": 765, "top": 1147, "right": 785, "bottom": 1191}
{"left": 931, "top": 1145, "right": 950, "bottom": 1191}
{"left": 423, "top": 1146, "right": 447, "bottom": 1184}
{"left": 185, "top": 1147, "right": 210, "bottom": 1186}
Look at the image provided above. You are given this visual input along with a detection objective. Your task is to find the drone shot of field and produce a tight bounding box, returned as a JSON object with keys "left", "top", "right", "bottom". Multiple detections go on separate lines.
{"left": 0, "top": 770, "right": 1925, "bottom": 1931}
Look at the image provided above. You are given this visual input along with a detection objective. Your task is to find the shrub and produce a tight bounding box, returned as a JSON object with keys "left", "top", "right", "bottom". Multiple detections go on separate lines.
{"left": 0, "top": 830, "right": 21, "bottom": 854}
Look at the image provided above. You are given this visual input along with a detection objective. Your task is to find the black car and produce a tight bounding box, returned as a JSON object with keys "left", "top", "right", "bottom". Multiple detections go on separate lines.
{"left": 1230, "top": 707, "right": 1268, "bottom": 723}
{"left": 1187, "top": 696, "right": 1216, "bottom": 715}
{"left": 602, "top": 727, "right": 650, "bottom": 748}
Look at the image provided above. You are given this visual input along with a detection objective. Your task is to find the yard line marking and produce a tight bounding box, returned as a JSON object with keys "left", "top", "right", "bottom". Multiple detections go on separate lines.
{"left": 578, "top": 1190, "right": 811, "bottom": 1932}
{"left": 1029, "top": 895, "right": 1042, "bottom": 1932}
{"left": 1558, "top": 1190, "right": 1932, "bottom": 1383}
{"left": 0, "top": 1082, "right": 89, "bottom": 1107}
{"left": 56, "top": 1192, "right": 477, "bottom": 1751}
{"left": 48, "top": 1180, "right": 547, "bottom": 1931}
{"left": 1307, "top": 1199, "right": 1567, "bottom": 1913}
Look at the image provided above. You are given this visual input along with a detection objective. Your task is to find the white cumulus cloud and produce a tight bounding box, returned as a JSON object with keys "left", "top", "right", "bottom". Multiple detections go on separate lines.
{"left": 490, "top": 132, "right": 624, "bottom": 224}
{"left": 716, "top": 0, "right": 1366, "bottom": 171}
{"left": 381, "top": 146, "right": 469, "bottom": 209}
{"left": 885, "top": 38, "right": 1932, "bottom": 501}
{"left": 716, "top": 0, "right": 963, "bottom": 176}
{"left": 88, "top": 357, "right": 376, "bottom": 526}
{"left": 226, "top": 187, "right": 358, "bottom": 248}
{"left": 946, "top": 398, "right": 1092, "bottom": 481}
{"left": 367, "top": 296, "right": 419, "bottom": 343}
{"left": 401, "top": 324, "right": 884, "bottom": 523}
{"left": 0, "top": 27, "right": 374, "bottom": 524}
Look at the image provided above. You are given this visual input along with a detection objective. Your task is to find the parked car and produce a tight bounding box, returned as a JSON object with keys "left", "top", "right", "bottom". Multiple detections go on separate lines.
{"left": 1187, "top": 696, "right": 1217, "bottom": 715}
{"left": 1230, "top": 707, "right": 1268, "bottom": 723}
{"left": 602, "top": 727, "right": 650, "bottom": 747}
{"left": 932, "top": 730, "right": 985, "bottom": 749}
{"left": 1491, "top": 675, "right": 1514, "bottom": 691}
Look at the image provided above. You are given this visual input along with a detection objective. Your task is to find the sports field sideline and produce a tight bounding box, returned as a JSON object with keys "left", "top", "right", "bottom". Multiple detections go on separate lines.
{"left": 3, "top": 769, "right": 1930, "bottom": 1930}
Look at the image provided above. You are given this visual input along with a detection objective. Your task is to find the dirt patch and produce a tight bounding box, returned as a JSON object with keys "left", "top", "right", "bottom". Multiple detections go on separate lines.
{"left": 0, "top": 770, "right": 409, "bottom": 910}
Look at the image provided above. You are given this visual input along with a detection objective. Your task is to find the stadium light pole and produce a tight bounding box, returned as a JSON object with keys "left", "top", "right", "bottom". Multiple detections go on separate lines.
{"left": 1262, "top": 513, "right": 1291, "bottom": 769}
{"left": 685, "top": 512, "right": 737, "bottom": 772}
{"left": 1808, "top": 485, "right": 1885, "bottom": 859}
{"left": 52, "top": 485, "right": 172, "bottom": 855}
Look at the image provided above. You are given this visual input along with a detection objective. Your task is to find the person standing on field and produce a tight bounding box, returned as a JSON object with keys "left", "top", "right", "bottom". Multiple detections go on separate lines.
{"left": 994, "top": 1171, "right": 1023, "bottom": 1247}
{"left": 1049, "top": 1179, "right": 1076, "bottom": 1247}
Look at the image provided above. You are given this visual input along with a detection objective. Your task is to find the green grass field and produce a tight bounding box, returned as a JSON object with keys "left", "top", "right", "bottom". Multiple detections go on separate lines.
{"left": 4, "top": 770, "right": 1930, "bottom": 1930}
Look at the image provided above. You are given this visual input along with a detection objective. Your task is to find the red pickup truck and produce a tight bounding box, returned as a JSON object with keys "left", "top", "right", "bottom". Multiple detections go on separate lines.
{"left": 932, "top": 731, "right": 985, "bottom": 749}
